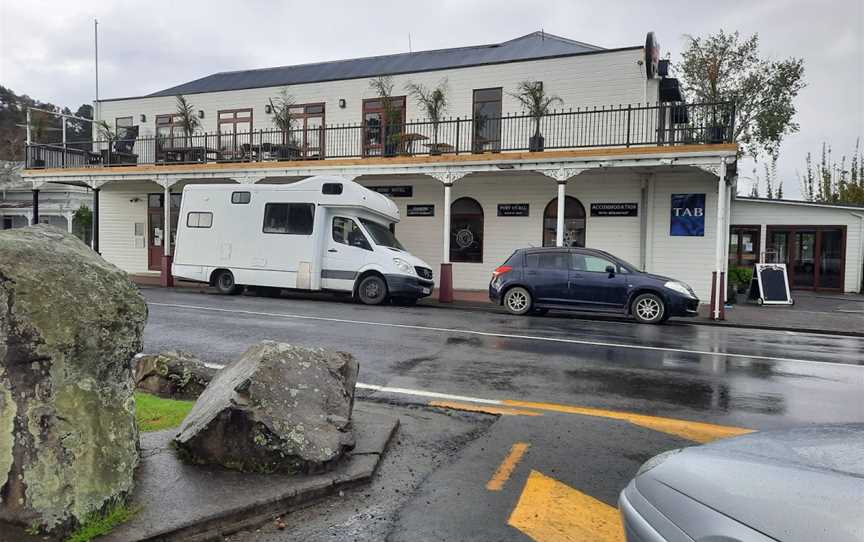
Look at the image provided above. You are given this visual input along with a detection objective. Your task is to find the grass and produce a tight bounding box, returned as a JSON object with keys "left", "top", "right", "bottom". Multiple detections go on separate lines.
{"left": 134, "top": 392, "right": 194, "bottom": 432}
{"left": 65, "top": 502, "right": 137, "bottom": 542}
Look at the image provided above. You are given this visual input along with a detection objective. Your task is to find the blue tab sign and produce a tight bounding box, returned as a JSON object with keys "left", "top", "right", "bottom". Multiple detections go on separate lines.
{"left": 670, "top": 193, "right": 705, "bottom": 236}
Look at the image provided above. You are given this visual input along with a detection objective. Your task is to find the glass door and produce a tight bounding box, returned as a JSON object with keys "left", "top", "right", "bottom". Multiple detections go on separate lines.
{"left": 791, "top": 231, "right": 816, "bottom": 288}
{"left": 817, "top": 229, "right": 844, "bottom": 289}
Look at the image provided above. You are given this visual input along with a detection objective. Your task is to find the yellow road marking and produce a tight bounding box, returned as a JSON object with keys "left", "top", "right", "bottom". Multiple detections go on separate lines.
{"left": 428, "top": 400, "right": 543, "bottom": 417}
{"left": 502, "top": 400, "right": 753, "bottom": 443}
{"left": 486, "top": 442, "right": 531, "bottom": 491}
{"left": 509, "top": 470, "right": 624, "bottom": 542}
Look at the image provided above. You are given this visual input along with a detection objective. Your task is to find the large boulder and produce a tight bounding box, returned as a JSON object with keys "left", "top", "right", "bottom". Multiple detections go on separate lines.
{"left": 134, "top": 351, "right": 216, "bottom": 400}
{"left": 174, "top": 341, "right": 359, "bottom": 474}
{"left": 0, "top": 226, "right": 147, "bottom": 534}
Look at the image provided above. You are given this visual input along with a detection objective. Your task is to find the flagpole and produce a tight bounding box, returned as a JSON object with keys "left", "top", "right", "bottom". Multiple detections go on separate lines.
{"left": 94, "top": 18, "right": 99, "bottom": 124}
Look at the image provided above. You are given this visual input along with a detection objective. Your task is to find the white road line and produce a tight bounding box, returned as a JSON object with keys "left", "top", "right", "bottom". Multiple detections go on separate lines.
{"left": 355, "top": 383, "right": 503, "bottom": 404}
{"left": 148, "top": 302, "right": 864, "bottom": 368}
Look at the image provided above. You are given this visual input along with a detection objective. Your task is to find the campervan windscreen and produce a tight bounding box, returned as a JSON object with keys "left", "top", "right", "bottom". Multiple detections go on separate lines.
{"left": 360, "top": 218, "right": 404, "bottom": 250}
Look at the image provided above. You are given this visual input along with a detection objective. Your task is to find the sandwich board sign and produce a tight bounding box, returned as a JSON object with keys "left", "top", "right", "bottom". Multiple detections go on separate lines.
{"left": 753, "top": 263, "right": 794, "bottom": 305}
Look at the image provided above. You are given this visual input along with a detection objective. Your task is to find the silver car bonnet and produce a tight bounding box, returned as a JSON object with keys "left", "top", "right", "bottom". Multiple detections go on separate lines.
{"left": 635, "top": 424, "right": 864, "bottom": 542}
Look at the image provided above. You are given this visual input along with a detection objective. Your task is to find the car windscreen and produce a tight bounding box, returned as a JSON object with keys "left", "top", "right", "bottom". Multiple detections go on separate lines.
{"left": 359, "top": 218, "right": 405, "bottom": 250}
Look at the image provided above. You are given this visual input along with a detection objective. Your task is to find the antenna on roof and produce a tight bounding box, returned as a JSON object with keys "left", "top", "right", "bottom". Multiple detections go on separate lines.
{"left": 408, "top": 33, "right": 412, "bottom": 53}
{"left": 540, "top": 28, "right": 545, "bottom": 40}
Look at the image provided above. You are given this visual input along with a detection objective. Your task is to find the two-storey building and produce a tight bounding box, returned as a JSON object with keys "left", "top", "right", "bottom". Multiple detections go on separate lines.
{"left": 27, "top": 31, "right": 858, "bottom": 319}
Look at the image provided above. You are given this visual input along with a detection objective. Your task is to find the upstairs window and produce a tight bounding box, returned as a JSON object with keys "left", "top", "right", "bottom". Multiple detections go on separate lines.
{"left": 472, "top": 88, "right": 502, "bottom": 152}
{"left": 263, "top": 203, "right": 315, "bottom": 235}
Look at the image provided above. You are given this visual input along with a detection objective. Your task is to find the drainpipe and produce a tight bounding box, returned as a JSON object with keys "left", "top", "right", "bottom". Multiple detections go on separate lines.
{"left": 712, "top": 159, "right": 727, "bottom": 320}
{"left": 852, "top": 212, "right": 864, "bottom": 293}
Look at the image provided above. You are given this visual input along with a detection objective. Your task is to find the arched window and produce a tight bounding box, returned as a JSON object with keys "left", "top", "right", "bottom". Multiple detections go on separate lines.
{"left": 450, "top": 197, "right": 484, "bottom": 263}
{"left": 543, "top": 196, "right": 586, "bottom": 247}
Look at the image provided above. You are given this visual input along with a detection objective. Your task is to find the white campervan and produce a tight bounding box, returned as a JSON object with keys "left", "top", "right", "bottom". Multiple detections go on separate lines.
{"left": 172, "top": 176, "right": 434, "bottom": 305}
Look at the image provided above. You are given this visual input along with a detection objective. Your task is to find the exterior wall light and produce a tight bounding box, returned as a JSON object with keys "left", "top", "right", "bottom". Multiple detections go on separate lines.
{"left": 339, "top": 99, "right": 346, "bottom": 109}
{"left": 265, "top": 104, "right": 273, "bottom": 114}
{"left": 140, "top": 114, "right": 147, "bottom": 122}
{"left": 198, "top": 110, "right": 205, "bottom": 119}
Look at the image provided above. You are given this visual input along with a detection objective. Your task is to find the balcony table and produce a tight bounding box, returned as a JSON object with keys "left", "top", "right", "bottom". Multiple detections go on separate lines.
{"left": 161, "top": 146, "right": 221, "bottom": 164}
{"left": 396, "top": 133, "right": 429, "bottom": 155}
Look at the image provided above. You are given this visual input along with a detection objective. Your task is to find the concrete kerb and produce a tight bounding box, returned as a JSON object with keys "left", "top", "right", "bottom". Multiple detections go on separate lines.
{"left": 101, "top": 405, "right": 399, "bottom": 542}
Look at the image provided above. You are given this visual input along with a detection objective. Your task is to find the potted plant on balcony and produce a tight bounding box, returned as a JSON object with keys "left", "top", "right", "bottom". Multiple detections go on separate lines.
{"left": 369, "top": 76, "right": 402, "bottom": 157}
{"left": 268, "top": 89, "right": 301, "bottom": 160}
{"left": 405, "top": 78, "right": 448, "bottom": 155}
{"left": 509, "top": 81, "right": 562, "bottom": 152}
{"left": 175, "top": 94, "right": 202, "bottom": 160}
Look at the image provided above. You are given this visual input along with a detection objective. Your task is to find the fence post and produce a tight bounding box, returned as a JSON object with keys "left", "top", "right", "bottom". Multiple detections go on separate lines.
{"left": 625, "top": 104, "right": 632, "bottom": 147}
{"left": 455, "top": 117, "right": 461, "bottom": 155}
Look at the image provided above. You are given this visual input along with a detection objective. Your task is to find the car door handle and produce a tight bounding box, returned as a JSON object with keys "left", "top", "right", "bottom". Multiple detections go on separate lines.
{"left": 328, "top": 248, "right": 338, "bottom": 253}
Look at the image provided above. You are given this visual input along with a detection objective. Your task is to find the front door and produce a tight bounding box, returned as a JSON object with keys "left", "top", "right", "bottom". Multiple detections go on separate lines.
{"left": 766, "top": 227, "right": 846, "bottom": 291}
{"left": 148, "top": 211, "right": 164, "bottom": 271}
{"left": 322, "top": 216, "right": 371, "bottom": 291}
{"left": 569, "top": 252, "right": 627, "bottom": 309}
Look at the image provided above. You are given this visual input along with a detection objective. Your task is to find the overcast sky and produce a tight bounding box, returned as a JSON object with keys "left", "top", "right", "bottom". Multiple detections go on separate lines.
{"left": 1, "top": 0, "right": 861, "bottom": 196}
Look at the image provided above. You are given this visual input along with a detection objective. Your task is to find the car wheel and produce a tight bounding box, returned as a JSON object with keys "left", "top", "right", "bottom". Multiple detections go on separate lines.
{"left": 214, "top": 270, "right": 241, "bottom": 295}
{"left": 631, "top": 293, "right": 666, "bottom": 324}
{"left": 358, "top": 275, "right": 388, "bottom": 305}
{"left": 503, "top": 287, "right": 532, "bottom": 316}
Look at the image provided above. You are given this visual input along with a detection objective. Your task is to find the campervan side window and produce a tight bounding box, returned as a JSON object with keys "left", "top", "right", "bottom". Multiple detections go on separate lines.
{"left": 263, "top": 203, "right": 315, "bottom": 235}
{"left": 187, "top": 212, "right": 213, "bottom": 228}
{"left": 231, "top": 191, "right": 251, "bottom": 204}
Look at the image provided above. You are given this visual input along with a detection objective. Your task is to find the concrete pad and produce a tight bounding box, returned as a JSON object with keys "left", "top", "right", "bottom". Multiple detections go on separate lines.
{"left": 102, "top": 404, "right": 398, "bottom": 542}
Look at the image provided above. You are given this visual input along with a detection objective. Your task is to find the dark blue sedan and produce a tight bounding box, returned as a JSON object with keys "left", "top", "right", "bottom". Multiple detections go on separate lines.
{"left": 488, "top": 247, "right": 699, "bottom": 324}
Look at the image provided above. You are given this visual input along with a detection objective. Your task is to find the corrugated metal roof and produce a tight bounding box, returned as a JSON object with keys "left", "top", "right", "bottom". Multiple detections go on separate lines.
{"left": 147, "top": 32, "right": 609, "bottom": 97}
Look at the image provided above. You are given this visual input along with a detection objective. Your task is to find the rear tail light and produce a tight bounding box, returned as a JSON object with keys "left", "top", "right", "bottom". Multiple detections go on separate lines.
{"left": 492, "top": 265, "right": 512, "bottom": 278}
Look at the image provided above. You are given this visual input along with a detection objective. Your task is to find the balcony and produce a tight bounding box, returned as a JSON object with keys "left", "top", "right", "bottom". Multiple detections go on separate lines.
{"left": 24, "top": 102, "right": 735, "bottom": 170}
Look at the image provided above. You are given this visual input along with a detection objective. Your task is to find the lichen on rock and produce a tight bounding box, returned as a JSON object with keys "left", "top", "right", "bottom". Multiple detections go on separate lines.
{"left": 0, "top": 225, "right": 147, "bottom": 536}
{"left": 174, "top": 341, "right": 359, "bottom": 474}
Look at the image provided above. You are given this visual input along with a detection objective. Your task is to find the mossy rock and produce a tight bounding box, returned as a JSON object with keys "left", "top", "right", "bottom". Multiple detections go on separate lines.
{"left": 0, "top": 225, "right": 147, "bottom": 537}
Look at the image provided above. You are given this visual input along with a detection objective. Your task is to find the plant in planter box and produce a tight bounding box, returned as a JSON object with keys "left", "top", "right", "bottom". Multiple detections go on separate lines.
{"left": 509, "top": 81, "right": 562, "bottom": 152}
{"left": 369, "top": 76, "right": 403, "bottom": 156}
{"left": 729, "top": 266, "right": 753, "bottom": 294}
{"left": 268, "top": 88, "right": 300, "bottom": 159}
{"left": 405, "top": 79, "right": 448, "bottom": 155}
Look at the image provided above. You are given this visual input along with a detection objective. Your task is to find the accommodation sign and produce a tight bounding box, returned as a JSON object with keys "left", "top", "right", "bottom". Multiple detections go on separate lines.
{"left": 590, "top": 203, "right": 638, "bottom": 217}
{"left": 497, "top": 203, "right": 529, "bottom": 217}
{"left": 407, "top": 204, "right": 434, "bottom": 217}
{"left": 670, "top": 193, "right": 706, "bottom": 236}
{"left": 369, "top": 185, "right": 413, "bottom": 198}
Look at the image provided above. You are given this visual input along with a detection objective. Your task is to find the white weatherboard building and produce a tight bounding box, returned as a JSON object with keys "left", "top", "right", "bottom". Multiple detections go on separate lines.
{"left": 21, "top": 31, "right": 863, "bottom": 317}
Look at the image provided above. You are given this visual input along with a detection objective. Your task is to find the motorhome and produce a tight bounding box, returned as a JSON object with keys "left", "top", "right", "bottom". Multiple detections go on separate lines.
{"left": 172, "top": 176, "right": 435, "bottom": 304}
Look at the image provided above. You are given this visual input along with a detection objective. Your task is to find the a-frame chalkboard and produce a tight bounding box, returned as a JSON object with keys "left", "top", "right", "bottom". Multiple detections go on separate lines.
{"left": 754, "top": 263, "right": 794, "bottom": 305}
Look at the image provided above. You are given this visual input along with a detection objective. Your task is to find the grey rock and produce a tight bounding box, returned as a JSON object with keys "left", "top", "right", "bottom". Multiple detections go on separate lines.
{"left": 134, "top": 351, "right": 216, "bottom": 400}
{"left": 173, "top": 341, "right": 359, "bottom": 474}
{"left": 0, "top": 225, "right": 147, "bottom": 535}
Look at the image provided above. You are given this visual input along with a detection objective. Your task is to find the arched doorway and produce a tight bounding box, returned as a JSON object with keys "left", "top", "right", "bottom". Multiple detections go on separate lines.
{"left": 450, "top": 197, "right": 484, "bottom": 262}
{"left": 543, "top": 196, "right": 586, "bottom": 247}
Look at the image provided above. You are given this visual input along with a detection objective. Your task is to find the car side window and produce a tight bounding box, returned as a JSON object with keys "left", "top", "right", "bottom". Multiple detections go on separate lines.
{"left": 332, "top": 217, "right": 371, "bottom": 250}
{"left": 525, "top": 252, "right": 569, "bottom": 270}
{"left": 581, "top": 255, "right": 616, "bottom": 273}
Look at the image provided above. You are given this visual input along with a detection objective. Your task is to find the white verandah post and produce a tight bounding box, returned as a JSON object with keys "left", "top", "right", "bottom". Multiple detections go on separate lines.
{"left": 556, "top": 181, "right": 566, "bottom": 247}
{"left": 713, "top": 159, "right": 728, "bottom": 320}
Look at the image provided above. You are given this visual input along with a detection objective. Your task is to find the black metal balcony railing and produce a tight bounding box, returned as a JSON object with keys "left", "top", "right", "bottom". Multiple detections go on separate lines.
{"left": 24, "top": 102, "right": 735, "bottom": 170}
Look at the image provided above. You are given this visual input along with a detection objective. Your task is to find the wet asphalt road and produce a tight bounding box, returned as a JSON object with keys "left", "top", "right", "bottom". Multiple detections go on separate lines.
{"left": 142, "top": 287, "right": 864, "bottom": 431}
{"left": 140, "top": 287, "right": 864, "bottom": 541}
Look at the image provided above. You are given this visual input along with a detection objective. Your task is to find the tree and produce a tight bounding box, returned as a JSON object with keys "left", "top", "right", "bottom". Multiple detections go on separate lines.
{"left": 676, "top": 30, "right": 805, "bottom": 160}
{"left": 405, "top": 79, "right": 448, "bottom": 151}
{"left": 175, "top": 94, "right": 200, "bottom": 144}
{"left": 752, "top": 154, "right": 782, "bottom": 199}
{"left": 800, "top": 140, "right": 864, "bottom": 204}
